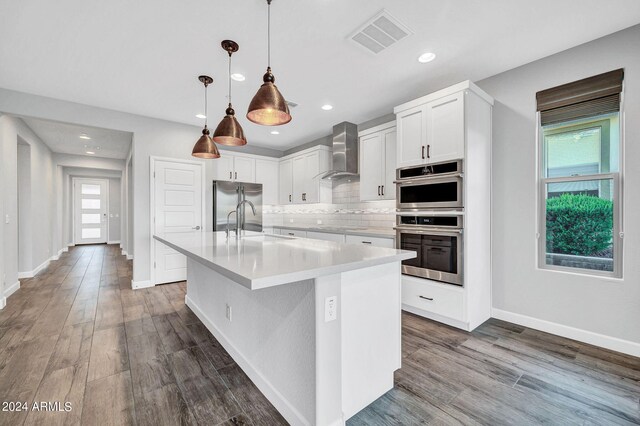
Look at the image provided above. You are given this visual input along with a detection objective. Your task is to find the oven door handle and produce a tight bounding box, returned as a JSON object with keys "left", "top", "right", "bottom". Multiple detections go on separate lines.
{"left": 394, "top": 226, "right": 463, "bottom": 234}
{"left": 394, "top": 172, "right": 463, "bottom": 185}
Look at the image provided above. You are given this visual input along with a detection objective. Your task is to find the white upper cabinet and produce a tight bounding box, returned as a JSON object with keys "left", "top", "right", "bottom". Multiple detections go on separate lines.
{"left": 213, "top": 154, "right": 255, "bottom": 182}
{"left": 233, "top": 156, "right": 256, "bottom": 183}
{"left": 279, "top": 146, "right": 332, "bottom": 205}
{"left": 359, "top": 122, "right": 396, "bottom": 201}
{"left": 425, "top": 92, "right": 465, "bottom": 164}
{"left": 255, "top": 159, "right": 279, "bottom": 205}
{"left": 396, "top": 107, "right": 426, "bottom": 168}
{"left": 213, "top": 156, "right": 235, "bottom": 181}
{"left": 394, "top": 81, "right": 491, "bottom": 168}
{"left": 279, "top": 159, "right": 293, "bottom": 204}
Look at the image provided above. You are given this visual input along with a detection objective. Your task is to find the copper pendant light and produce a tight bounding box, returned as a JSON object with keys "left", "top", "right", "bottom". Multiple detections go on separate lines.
{"left": 247, "top": 0, "right": 292, "bottom": 126}
{"left": 192, "top": 75, "right": 221, "bottom": 159}
{"left": 213, "top": 40, "right": 247, "bottom": 146}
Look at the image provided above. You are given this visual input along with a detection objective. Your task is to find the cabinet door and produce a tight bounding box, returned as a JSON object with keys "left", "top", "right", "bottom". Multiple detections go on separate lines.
{"left": 425, "top": 92, "right": 465, "bottom": 163}
{"left": 233, "top": 156, "right": 256, "bottom": 183}
{"left": 255, "top": 159, "right": 279, "bottom": 205}
{"left": 292, "top": 156, "right": 307, "bottom": 203}
{"left": 278, "top": 159, "right": 293, "bottom": 204}
{"left": 359, "top": 133, "right": 384, "bottom": 201}
{"left": 214, "top": 156, "right": 234, "bottom": 181}
{"left": 382, "top": 128, "right": 397, "bottom": 200}
{"left": 396, "top": 107, "right": 426, "bottom": 168}
{"left": 303, "top": 151, "right": 321, "bottom": 203}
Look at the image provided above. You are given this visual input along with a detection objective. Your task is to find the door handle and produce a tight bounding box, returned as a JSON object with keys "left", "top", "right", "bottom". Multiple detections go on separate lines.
{"left": 378, "top": 186, "right": 381, "bottom": 196}
{"left": 229, "top": 171, "right": 232, "bottom": 179}
{"left": 381, "top": 185, "right": 384, "bottom": 196}
{"left": 427, "top": 144, "right": 430, "bottom": 159}
{"left": 192, "top": 226, "right": 201, "bottom": 230}
{"left": 421, "top": 146, "right": 425, "bottom": 159}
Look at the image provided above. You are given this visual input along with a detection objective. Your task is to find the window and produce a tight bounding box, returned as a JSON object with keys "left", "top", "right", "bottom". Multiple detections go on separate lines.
{"left": 537, "top": 69, "right": 623, "bottom": 277}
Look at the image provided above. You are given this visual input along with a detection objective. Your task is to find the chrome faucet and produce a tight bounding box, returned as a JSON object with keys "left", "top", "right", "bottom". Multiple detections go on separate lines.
{"left": 231, "top": 200, "right": 256, "bottom": 239}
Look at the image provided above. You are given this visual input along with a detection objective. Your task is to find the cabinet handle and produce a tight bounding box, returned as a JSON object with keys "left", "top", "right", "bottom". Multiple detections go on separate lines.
{"left": 377, "top": 186, "right": 381, "bottom": 196}
{"left": 427, "top": 144, "right": 431, "bottom": 159}
{"left": 229, "top": 171, "right": 232, "bottom": 179}
{"left": 288, "top": 232, "right": 295, "bottom": 236}
{"left": 289, "top": 194, "right": 292, "bottom": 202}
{"left": 361, "top": 241, "right": 372, "bottom": 244}
{"left": 235, "top": 172, "right": 237, "bottom": 180}
{"left": 381, "top": 185, "right": 384, "bottom": 196}
{"left": 421, "top": 146, "right": 425, "bottom": 159}
{"left": 419, "top": 295, "right": 434, "bottom": 301}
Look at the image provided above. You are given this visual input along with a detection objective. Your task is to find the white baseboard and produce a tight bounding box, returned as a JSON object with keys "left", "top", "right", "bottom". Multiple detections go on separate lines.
{"left": 491, "top": 308, "right": 640, "bottom": 358}
{"left": 5, "top": 281, "right": 20, "bottom": 298}
{"left": 126, "top": 254, "right": 133, "bottom": 260}
{"left": 131, "top": 280, "right": 153, "bottom": 290}
{"left": 107, "top": 240, "right": 121, "bottom": 245}
{"left": 67, "top": 243, "right": 75, "bottom": 247}
{"left": 17, "top": 258, "right": 51, "bottom": 279}
{"left": 402, "top": 304, "right": 471, "bottom": 331}
{"left": 186, "top": 295, "right": 310, "bottom": 426}
{"left": 51, "top": 247, "right": 68, "bottom": 261}
{"left": 0, "top": 297, "right": 5, "bottom": 310}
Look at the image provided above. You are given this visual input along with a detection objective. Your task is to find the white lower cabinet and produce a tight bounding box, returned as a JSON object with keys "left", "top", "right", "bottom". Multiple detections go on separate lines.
{"left": 306, "top": 231, "right": 345, "bottom": 243}
{"left": 345, "top": 234, "right": 394, "bottom": 248}
{"left": 281, "top": 229, "right": 307, "bottom": 238}
{"left": 401, "top": 276, "right": 465, "bottom": 322}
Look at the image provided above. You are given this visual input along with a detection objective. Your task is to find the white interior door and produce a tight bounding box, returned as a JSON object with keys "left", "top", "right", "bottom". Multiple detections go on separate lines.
{"left": 153, "top": 159, "right": 203, "bottom": 285}
{"left": 74, "top": 179, "right": 108, "bottom": 245}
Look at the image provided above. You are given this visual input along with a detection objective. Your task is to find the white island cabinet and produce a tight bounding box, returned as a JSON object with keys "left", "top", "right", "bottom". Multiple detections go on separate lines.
{"left": 154, "top": 231, "right": 414, "bottom": 426}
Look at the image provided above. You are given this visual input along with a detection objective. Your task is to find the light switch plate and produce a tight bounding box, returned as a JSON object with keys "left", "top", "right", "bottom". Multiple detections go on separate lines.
{"left": 325, "top": 296, "right": 337, "bottom": 322}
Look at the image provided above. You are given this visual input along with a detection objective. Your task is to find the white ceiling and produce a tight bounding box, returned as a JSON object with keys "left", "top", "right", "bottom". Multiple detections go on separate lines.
{"left": 22, "top": 117, "right": 133, "bottom": 159}
{"left": 2, "top": 0, "right": 639, "bottom": 151}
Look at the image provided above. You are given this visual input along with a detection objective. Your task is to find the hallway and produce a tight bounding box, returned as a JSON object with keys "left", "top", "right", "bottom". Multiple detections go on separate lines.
{"left": 0, "top": 244, "right": 286, "bottom": 426}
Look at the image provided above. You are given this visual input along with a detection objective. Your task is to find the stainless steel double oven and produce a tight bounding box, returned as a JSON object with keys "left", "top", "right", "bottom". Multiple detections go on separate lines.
{"left": 395, "top": 160, "right": 464, "bottom": 286}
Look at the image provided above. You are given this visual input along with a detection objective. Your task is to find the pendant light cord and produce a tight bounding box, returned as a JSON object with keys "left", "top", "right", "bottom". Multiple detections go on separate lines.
{"left": 228, "top": 52, "right": 232, "bottom": 105}
{"left": 204, "top": 83, "right": 208, "bottom": 126}
{"left": 267, "top": 0, "right": 271, "bottom": 67}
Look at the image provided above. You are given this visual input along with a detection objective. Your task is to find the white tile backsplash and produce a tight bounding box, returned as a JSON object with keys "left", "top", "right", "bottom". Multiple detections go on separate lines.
{"left": 264, "top": 178, "right": 396, "bottom": 229}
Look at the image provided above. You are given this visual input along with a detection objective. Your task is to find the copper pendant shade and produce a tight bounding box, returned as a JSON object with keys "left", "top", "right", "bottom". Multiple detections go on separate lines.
{"left": 247, "top": 0, "right": 292, "bottom": 126}
{"left": 247, "top": 67, "right": 291, "bottom": 126}
{"left": 213, "top": 40, "right": 247, "bottom": 146}
{"left": 192, "top": 75, "right": 221, "bottom": 159}
{"left": 192, "top": 126, "right": 220, "bottom": 159}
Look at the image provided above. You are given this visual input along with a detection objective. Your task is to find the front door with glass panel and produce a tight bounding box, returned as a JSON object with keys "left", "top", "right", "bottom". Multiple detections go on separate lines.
{"left": 74, "top": 178, "right": 108, "bottom": 244}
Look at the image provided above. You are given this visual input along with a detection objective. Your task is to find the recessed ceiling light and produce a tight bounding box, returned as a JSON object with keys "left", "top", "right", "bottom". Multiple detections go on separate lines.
{"left": 86, "top": 151, "right": 95, "bottom": 155}
{"left": 230, "top": 73, "right": 246, "bottom": 82}
{"left": 79, "top": 133, "right": 91, "bottom": 140}
{"left": 418, "top": 52, "right": 436, "bottom": 63}
{"left": 321, "top": 104, "right": 333, "bottom": 111}
{"left": 270, "top": 130, "right": 280, "bottom": 135}
{"left": 195, "top": 114, "right": 207, "bottom": 119}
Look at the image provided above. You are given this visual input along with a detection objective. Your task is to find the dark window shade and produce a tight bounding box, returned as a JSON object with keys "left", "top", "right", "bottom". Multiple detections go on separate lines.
{"left": 537, "top": 69, "right": 623, "bottom": 126}
{"left": 540, "top": 93, "right": 620, "bottom": 126}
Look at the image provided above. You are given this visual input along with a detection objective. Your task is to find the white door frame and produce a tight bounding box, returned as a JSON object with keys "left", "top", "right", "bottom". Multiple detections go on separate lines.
{"left": 72, "top": 177, "right": 110, "bottom": 245}
{"left": 149, "top": 156, "right": 206, "bottom": 286}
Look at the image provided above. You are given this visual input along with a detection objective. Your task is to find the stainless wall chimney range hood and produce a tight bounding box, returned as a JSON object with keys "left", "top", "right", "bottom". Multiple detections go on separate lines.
{"left": 321, "top": 122, "right": 359, "bottom": 180}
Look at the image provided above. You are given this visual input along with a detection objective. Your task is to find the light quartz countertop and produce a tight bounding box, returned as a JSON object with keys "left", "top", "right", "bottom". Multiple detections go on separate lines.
{"left": 272, "top": 225, "right": 396, "bottom": 238}
{"left": 154, "top": 231, "right": 414, "bottom": 290}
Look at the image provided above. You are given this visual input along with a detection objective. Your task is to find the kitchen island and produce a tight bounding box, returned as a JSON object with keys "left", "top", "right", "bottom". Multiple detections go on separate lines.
{"left": 153, "top": 231, "right": 415, "bottom": 426}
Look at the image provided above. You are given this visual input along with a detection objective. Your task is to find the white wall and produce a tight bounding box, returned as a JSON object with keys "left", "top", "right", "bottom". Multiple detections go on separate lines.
{"left": 0, "top": 115, "right": 55, "bottom": 293}
{"left": 108, "top": 178, "right": 121, "bottom": 242}
{"left": 477, "top": 25, "right": 640, "bottom": 346}
{"left": 17, "top": 142, "right": 32, "bottom": 272}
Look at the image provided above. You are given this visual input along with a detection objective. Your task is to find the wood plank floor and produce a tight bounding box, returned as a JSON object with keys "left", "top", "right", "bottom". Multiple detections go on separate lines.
{"left": 0, "top": 245, "right": 638, "bottom": 425}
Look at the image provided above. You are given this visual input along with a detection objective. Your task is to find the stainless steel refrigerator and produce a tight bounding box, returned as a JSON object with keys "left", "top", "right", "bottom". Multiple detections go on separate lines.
{"left": 213, "top": 181, "right": 263, "bottom": 233}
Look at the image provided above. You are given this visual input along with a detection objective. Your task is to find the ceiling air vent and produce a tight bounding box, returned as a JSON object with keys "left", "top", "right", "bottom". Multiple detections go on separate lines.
{"left": 350, "top": 10, "right": 413, "bottom": 54}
